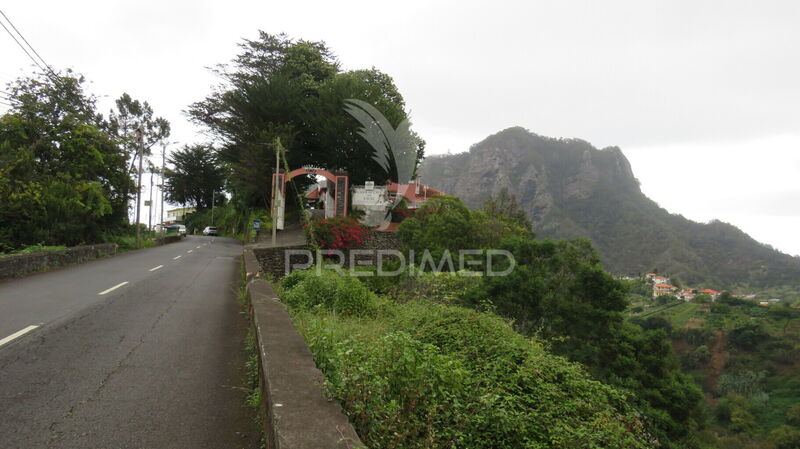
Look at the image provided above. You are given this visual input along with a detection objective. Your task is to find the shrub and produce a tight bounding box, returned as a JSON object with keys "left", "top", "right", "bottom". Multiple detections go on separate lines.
{"left": 787, "top": 404, "right": 800, "bottom": 426}
{"left": 282, "top": 269, "right": 377, "bottom": 317}
{"left": 309, "top": 217, "right": 369, "bottom": 251}
{"left": 387, "top": 271, "right": 480, "bottom": 304}
{"left": 770, "top": 426, "right": 800, "bottom": 449}
{"left": 291, "top": 294, "right": 652, "bottom": 449}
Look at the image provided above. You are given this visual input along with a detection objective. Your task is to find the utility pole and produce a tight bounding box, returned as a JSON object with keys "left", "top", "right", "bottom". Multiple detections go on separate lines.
{"left": 211, "top": 190, "right": 215, "bottom": 225}
{"left": 148, "top": 166, "right": 154, "bottom": 232}
{"left": 160, "top": 142, "right": 167, "bottom": 238}
{"left": 134, "top": 126, "right": 144, "bottom": 249}
{"left": 272, "top": 141, "right": 279, "bottom": 247}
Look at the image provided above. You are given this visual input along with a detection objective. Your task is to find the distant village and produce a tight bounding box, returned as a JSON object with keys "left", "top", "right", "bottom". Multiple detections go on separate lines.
{"left": 618, "top": 273, "right": 784, "bottom": 307}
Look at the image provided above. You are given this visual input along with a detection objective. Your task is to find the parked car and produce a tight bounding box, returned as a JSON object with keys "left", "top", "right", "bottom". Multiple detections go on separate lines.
{"left": 202, "top": 226, "right": 218, "bottom": 236}
{"left": 177, "top": 224, "right": 186, "bottom": 237}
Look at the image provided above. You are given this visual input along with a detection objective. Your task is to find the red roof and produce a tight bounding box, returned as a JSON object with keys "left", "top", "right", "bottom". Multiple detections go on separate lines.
{"left": 307, "top": 182, "right": 443, "bottom": 203}
{"left": 698, "top": 289, "right": 720, "bottom": 295}
{"left": 306, "top": 187, "right": 324, "bottom": 199}
{"left": 387, "top": 181, "right": 443, "bottom": 203}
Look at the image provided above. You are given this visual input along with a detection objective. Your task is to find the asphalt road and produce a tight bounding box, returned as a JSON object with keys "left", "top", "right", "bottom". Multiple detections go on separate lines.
{"left": 0, "top": 236, "right": 259, "bottom": 449}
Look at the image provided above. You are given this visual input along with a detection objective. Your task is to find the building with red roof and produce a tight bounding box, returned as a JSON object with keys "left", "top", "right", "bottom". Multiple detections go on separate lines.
{"left": 386, "top": 181, "right": 443, "bottom": 208}
{"left": 653, "top": 283, "right": 679, "bottom": 297}
{"left": 697, "top": 289, "right": 721, "bottom": 301}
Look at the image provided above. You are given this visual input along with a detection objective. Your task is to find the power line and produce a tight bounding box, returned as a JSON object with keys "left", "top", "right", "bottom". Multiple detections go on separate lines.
{"left": 0, "top": 9, "right": 60, "bottom": 83}
{"left": 0, "top": 19, "right": 45, "bottom": 73}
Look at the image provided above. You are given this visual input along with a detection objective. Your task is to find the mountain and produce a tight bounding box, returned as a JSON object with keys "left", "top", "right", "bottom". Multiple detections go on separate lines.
{"left": 419, "top": 127, "right": 800, "bottom": 290}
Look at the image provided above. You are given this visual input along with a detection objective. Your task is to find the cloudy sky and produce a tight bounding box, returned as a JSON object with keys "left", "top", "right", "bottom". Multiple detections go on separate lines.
{"left": 1, "top": 1, "right": 799, "bottom": 255}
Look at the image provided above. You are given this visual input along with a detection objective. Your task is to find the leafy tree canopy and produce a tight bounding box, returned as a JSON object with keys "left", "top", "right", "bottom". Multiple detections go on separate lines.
{"left": 0, "top": 71, "right": 131, "bottom": 249}
{"left": 163, "top": 144, "right": 226, "bottom": 209}
{"left": 189, "top": 32, "right": 425, "bottom": 208}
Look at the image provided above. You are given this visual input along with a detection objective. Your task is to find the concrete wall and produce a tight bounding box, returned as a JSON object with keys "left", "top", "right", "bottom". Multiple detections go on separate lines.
{"left": 0, "top": 243, "right": 117, "bottom": 281}
{"left": 243, "top": 249, "right": 363, "bottom": 449}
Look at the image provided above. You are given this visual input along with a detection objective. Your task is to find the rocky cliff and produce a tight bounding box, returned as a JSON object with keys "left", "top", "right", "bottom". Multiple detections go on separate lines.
{"left": 420, "top": 127, "right": 800, "bottom": 289}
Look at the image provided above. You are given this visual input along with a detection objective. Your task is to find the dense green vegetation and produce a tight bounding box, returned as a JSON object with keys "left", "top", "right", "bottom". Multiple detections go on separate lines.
{"left": 0, "top": 71, "right": 171, "bottom": 252}
{"left": 273, "top": 194, "right": 717, "bottom": 448}
{"left": 632, "top": 293, "right": 800, "bottom": 448}
{"left": 163, "top": 144, "right": 226, "bottom": 210}
{"left": 398, "top": 196, "right": 706, "bottom": 448}
{"left": 281, "top": 269, "right": 652, "bottom": 448}
{"left": 420, "top": 127, "right": 800, "bottom": 293}
{"left": 188, "top": 32, "right": 425, "bottom": 211}
{"left": 181, "top": 203, "right": 269, "bottom": 241}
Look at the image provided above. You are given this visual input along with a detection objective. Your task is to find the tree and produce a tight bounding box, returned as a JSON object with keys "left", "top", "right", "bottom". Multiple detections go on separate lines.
{"left": 189, "top": 32, "right": 425, "bottom": 208}
{"left": 786, "top": 404, "right": 800, "bottom": 426}
{"left": 770, "top": 426, "right": 800, "bottom": 449}
{"left": 0, "top": 71, "right": 130, "bottom": 248}
{"left": 769, "top": 304, "right": 799, "bottom": 335}
{"left": 694, "top": 293, "right": 712, "bottom": 304}
{"left": 656, "top": 294, "right": 678, "bottom": 305}
{"left": 477, "top": 188, "right": 534, "bottom": 246}
{"left": 397, "top": 195, "right": 483, "bottom": 263}
{"left": 107, "top": 93, "right": 171, "bottom": 178}
{"left": 163, "top": 144, "right": 226, "bottom": 209}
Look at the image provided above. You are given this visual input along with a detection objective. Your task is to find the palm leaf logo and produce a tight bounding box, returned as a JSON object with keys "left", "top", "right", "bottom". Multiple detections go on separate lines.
{"left": 345, "top": 99, "right": 418, "bottom": 228}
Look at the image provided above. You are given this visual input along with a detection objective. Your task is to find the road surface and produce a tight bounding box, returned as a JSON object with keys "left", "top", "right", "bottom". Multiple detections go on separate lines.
{"left": 0, "top": 236, "right": 259, "bottom": 448}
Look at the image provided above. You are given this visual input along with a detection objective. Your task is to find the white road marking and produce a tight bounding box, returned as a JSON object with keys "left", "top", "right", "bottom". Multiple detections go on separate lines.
{"left": 187, "top": 250, "right": 193, "bottom": 253}
{"left": 149, "top": 265, "right": 163, "bottom": 272}
{"left": 0, "top": 325, "right": 39, "bottom": 347}
{"left": 196, "top": 245, "right": 201, "bottom": 249}
{"left": 173, "top": 255, "right": 181, "bottom": 260}
{"left": 99, "top": 281, "right": 129, "bottom": 295}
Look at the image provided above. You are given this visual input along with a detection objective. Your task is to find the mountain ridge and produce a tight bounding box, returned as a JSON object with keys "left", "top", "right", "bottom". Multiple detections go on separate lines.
{"left": 419, "top": 126, "right": 800, "bottom": 289}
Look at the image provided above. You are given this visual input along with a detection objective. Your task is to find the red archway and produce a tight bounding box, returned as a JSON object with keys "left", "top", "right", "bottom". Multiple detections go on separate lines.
{"left": 272, "top": 168, "right": 349, "bottom": 229}
{"left": 286, "top": 167, "right": 336, "bottom": 182}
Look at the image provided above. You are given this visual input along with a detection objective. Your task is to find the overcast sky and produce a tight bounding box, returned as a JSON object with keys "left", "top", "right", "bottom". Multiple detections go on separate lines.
{"left": 1, "top": 1, "right": 799, "bottom": 255}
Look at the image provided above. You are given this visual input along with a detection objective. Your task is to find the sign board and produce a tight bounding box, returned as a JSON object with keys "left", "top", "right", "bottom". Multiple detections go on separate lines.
{"left": 252, "top": 219, "right": 262, "bottom": 231}
{"left": 275, "top": 194, "right": 285, "bottom": 230}
{"left": 352, "top": 186, "right": 387, "bottom": 206}
{"left": 144, "top": 200, "right": 151, "bottom": 206}
{"left": 335, "top": 176, "right": 348, "bottom": 217}
{"left": 271, "top": 173, "right": 286, "bottom": 230}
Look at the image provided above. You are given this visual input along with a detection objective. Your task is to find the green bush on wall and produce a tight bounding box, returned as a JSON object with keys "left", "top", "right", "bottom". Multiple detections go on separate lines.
{"left": 282, "top": 269, "right": 652, "bottom": 449}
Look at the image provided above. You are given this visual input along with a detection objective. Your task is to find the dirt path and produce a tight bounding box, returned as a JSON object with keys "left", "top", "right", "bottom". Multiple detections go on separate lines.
{"left": 708, "top": 330, "right": 728, "bottom": 393}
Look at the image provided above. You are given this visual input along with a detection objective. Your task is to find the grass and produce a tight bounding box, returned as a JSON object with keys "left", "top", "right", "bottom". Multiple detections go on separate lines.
{"left": 662, "top": 302, "right": 702, "bottom": 328}
{"left": 238, "top": 256, "right": 267, "bottom": 448}
{"left": 0, "top": 244, "right": 68, "bottom": 258}
{"left": 111, "top": 235, "right": 157, "bottom": 252}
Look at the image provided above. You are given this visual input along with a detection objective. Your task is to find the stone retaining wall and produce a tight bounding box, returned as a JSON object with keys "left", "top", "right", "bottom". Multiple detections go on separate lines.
{"left": 252, "top": 230, "right": 403, "bottom": 279}
{"left": 156, "top": 235, "right": 183, "bottom": 245}
{"left": 243, "top": 249, "right": 363, "bottom": 449}
{"left": 0, "top": 243, "right": 117, "bottom": 281}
